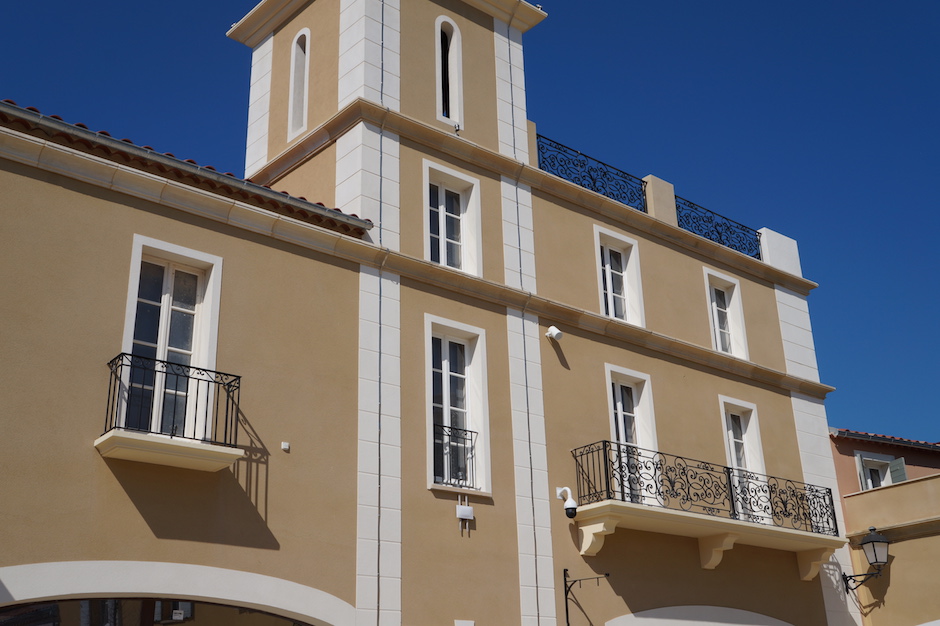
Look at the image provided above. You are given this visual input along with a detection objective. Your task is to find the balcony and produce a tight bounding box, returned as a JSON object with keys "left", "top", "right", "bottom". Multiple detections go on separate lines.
{"left": 434, "top": 424, "right": 478, "bottom": 489}
{"left": 571, "top": 441, "right": 844, "bottom": 579}
{"left": 94, "top": 353, "right": 244, "bottom": 472}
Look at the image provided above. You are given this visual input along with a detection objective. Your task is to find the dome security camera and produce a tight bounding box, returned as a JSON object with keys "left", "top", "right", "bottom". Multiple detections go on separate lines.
{"left": 556, "top": 486, "right": 577, "bottom": 519}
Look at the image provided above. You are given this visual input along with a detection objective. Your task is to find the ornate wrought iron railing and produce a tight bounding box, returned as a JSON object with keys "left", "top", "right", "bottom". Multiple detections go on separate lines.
{"left": 536, "top": 135, "right": 647, "bottom": 213}
{"left": 675, "top": 196, "right": 762, "bottom": 259}
{"left": 434, "top": 424, "right": 478, "bottom": 489}
{"left": 105, "top": 353, "right": 241, "bottom": 447}
{"left": 572, "top": 440, "right": 838, "bottom": 536}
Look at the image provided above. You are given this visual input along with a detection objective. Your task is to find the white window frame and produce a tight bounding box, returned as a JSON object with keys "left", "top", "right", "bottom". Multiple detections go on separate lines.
{"left": 606, "top": 365, "right": 657, "bottom": 504}
{"left": 718, "top": 396, "right": 765, "bottom": 475}
{"left": 423, "top": 160, "right": 482, "bottom": 276}
{"left": 120, "top": 236, "right": 223, "bottom": 437}
{"left": 425, "top": 314, "right": 491, "bottom": 494}
{"left": 288, "top": 28, "right": 311, "bottom": 140}
{"left": 703, "top": 268, "right": 748, "bottom": 359}
{"left": 605, "top": 365, "right": 657, "bottom": 451}
{"left": 434, "top": 16, "right": 463, "bottom": 126}
{"left": 854, "top": 450, "right": 906, "bottom": 491}
{"left": 594, "top": 226, "right": 645, "bottom": 327}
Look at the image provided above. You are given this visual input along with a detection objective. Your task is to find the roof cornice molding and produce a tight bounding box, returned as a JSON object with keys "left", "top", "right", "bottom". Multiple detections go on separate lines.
{"left": 227, "top": 0, "right": 547, "bottom": 47}
{"left": 227, "top": 0, "right": 308, "bottom": 48}
{"left": 255, "top": 98, "right": 819, "bottom": 295}
{"left": 0, "top": 100, "right": 371, "bottom": 237}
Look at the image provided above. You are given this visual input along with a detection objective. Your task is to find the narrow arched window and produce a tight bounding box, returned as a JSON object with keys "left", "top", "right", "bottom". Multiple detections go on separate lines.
{"left": 435, "top": 17, "right": 462, "bottom": 125}
{"left": 288, "top": 29, "right": 310, "bottom": 137}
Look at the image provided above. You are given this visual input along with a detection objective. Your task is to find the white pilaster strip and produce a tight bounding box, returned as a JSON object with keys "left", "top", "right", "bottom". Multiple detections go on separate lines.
{"left": 336, "top": 122, "right": 401, "bottom": 250}
{"left": 508, "top": 308, "right": 555, "bottom": 626}
{"left": 761, "top": 229, "right": 860, "bottom": 626}
{"left": 244, "top": 34, "right": 273, "bottom": 178}
{"left": 494, "top": 19, "right": 529, "bottom": 162}
{"left": 358, "top": 266, "right": 402, "bottom": 626}
{"left": 339, "top": 0, "right": 401, "bottom": 112}
{"left": 501, "top": 176, "right": 536, "bottom": 292}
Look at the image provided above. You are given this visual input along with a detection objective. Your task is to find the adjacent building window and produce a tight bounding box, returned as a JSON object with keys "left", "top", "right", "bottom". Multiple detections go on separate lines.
{"left": 120, "top": 236, "right": 223, "bottom": 439}
{"left": 855, "top": 451, "right": 907, "bottom": 490}
{"left": 288, "top": 28, "right": 311, "bottom": 138}
{"left": 435, "top": 16, "right": 463, "bottom": 125}
{"left": 595, "top": 227, "right": 644, "bottom": 326}
{"left": 704, "top": 269, "right": 748, "bottom": 359}
{"left": 426, "top": 315, "right": 490, "bottom": 492}
{"left": 424, "top": 160, "right": 481, "bottom": 275}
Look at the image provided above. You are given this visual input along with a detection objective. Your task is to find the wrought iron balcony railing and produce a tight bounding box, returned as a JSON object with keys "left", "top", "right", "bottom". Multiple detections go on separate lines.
{"left": 105, "top": 353, "right": 240, "bottom": 448}
{"left": 535, "top": 134, "right": 764, "bottom": 260}
{"left": 434, "top": 424, "right": 478, "bottom": 489}
{"left": 675, "top": 196, "right": 762, "bottom": 259}
{"left": 536, "top": 135, "right": 647, "bottom": 213}
{"left": 572, "top": 440, "right": 838, "bottom": 536}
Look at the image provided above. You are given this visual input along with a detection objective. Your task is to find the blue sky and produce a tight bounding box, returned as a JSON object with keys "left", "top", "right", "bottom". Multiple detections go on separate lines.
{"left": 3, "top": 1, "right": 938, "bottom": 441}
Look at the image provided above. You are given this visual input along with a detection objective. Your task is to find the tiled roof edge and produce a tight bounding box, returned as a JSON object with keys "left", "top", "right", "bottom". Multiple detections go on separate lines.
{"left": 0, "top": 99, "right": 372, "bottom": 237}
{"left": 830, "top": 428, "right": 940, "bottom": 452}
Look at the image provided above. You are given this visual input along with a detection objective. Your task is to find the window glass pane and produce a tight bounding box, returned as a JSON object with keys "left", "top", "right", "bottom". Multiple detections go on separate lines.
{"left": 432, "top": 370, "right": 443, "bottom": 407}
{"left": 133, "top": 302, "right": 161, "bottom": 344}
{"left": 445, "top": 190, "right": 460, "bottom": 216}
{"left": 161, "top": 393, "right": 187, "bottom": 435}
{"left": 714, "top": 287, "right": 727, "bottom": 310}
{"left": 610, "top": 272, "right": 625, "bottom": 298}
{"left": 172, "top": 271, "right": 198, "bottom": 309}
{"left": 450, "top": 376, "right": 466, "bottom": 410}
{"left": 126, "top": 387, "right": 153, "bottom": 431}
{"left": 168, "top": 310, "right": 195, "bottom": 351}
{"left": 432, "top": 337, "right": 442, "bottom": 368}
{"left": 446, "top": 241, "right": 461, "bottom": 268}
{"left": 138, "top": 262, "right": 165, "bottom": 302}
{"left": 609, "top": 249, "right": 624, "bottom": 274}
{"left": 445, "top": 213, "right": 461, "bottom": 242}
{"left": 449, "top": 341, "right": 465, "bottom": 374}
{"left": 450, "top": 408, "right": 466, "bottom": 431}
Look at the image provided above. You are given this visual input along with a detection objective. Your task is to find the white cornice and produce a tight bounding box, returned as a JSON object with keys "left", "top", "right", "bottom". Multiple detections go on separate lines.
{"left": 227, "top": 0, "right": 307, "bottom": 48}
{"left": 227, "top": 0, "right": 547, "bottom": 48}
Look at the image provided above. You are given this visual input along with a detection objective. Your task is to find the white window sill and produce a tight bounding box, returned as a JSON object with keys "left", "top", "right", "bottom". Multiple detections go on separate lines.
{"left": 94, "top": 429, "right": 244, "bottom": 472}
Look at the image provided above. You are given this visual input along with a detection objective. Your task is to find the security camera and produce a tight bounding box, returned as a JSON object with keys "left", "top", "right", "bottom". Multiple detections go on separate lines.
{"left": 556, "top": 486, "right": 577, "bottom": 519}
{"left": 545, "top": 325, "right": 563, "bottom": 341}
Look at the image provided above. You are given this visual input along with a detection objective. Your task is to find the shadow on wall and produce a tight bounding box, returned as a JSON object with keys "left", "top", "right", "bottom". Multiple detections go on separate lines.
{"left": 106, "top": 410, "right": 276, "bottom": 550}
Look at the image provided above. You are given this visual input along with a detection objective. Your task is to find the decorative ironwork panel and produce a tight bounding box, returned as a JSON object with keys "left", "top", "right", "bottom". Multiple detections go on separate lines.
{"left": 675, "top": 196, "right": 762, "bottom": 259}
{"left": 572, "top": 440, "right": 838, "bottom": 536}
{"left": 536, "top": 135, "right": 647, "bottom": 213}
{"left": 105, "top": 352, "right": 241, "bottom": 447}
{"left": 434, "top": 424, "right": 478, "bottom": 489}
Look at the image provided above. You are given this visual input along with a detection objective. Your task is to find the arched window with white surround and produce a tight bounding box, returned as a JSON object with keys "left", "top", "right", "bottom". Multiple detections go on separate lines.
{"left": 435, "top": 16, "right": 463, "bottom": 126}
{"left": 288, "top": 28, "right": 311, "bottom": 139}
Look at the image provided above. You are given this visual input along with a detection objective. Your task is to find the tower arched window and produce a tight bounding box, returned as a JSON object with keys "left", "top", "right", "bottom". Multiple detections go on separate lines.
{"left": 435, "top": 17, "right": 462, "bottom": 125}
{"left": 288, "top": 29, "right": 311, "bottom": 138}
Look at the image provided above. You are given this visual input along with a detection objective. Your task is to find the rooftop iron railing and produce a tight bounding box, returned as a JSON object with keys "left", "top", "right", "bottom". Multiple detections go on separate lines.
{"left": 536, "top": 135, "right": 647, "bottom": 213}
{"left": 105, "top": 352, "right": 240, "bottom": 447}
{"left": 535, "top": 135, "right": 763, "bottom": 259}
{"left": 572, "top": 440, "right": 838, "bottom": 536}
{"left": 675, "top": 196, "right": 762, "bottom": 259}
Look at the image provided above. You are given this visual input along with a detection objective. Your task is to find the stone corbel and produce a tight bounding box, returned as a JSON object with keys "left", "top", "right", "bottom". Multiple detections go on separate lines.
{"left": 797, "top": 547, "right": 835, "bottom": 581}
{"left": 578, "top": 518, "right": 618, "bottom": 556}
{"left": 698, "top": 533, "right": 738, "bottom": 570}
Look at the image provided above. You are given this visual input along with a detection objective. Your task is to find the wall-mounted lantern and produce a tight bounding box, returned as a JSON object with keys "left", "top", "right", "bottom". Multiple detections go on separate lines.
{"left": 842, "top": 527, "right": 890, "bottom": 593}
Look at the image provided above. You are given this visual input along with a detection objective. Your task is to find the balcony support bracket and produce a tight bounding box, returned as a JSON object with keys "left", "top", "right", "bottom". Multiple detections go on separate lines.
{"left": 578, "top": 517, "right": 618, "bottom": 556}
{"left": 797, "top": 547, "right": 835, "bottom": 581}
{"left": 698, "top": 533, "right": 738, "bottom": 570}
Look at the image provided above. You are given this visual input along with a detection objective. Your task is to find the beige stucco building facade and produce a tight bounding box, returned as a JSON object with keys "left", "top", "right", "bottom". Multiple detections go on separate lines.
{"left": 0, "top": 1, "right": 865, "bottom": 624}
